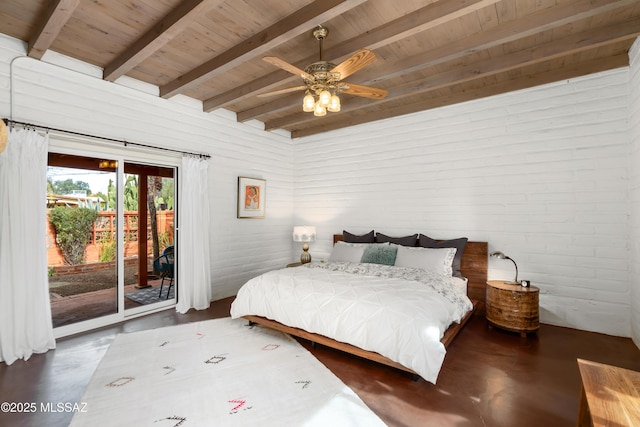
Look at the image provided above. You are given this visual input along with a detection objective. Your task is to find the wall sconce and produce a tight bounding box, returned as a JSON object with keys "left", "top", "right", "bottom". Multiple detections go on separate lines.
{"left": 293, "top": 226, "right": 316, "bottom": 264}
{"left": 490, "top": 251, "right": 521, "bottom": 285}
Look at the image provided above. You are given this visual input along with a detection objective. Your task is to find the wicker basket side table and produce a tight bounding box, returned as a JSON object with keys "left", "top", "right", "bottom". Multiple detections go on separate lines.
{"left": 486, "top": 280, "right": 539, "bottom": 337}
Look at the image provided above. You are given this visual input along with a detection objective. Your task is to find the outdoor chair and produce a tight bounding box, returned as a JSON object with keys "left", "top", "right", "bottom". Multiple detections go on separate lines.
{"left": 153, "top": 246, "right": 174, "bottom": 299}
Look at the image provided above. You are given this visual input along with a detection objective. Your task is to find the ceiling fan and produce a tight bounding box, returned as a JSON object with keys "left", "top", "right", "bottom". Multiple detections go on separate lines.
{"left": 259, "top": 25, "right": 388, "bottom": 116}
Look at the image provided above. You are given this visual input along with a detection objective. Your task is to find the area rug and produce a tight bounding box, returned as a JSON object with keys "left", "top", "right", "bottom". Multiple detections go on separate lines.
{"left": 124, "top": 285, "right": 174, "bottom": 305}
{"left": 70, "top": 317, "right": 385, "bottom": 427}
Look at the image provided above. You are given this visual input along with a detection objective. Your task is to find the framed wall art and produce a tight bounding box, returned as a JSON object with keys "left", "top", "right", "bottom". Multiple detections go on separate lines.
{"left": 237, "top": 177, "right": 266, "bottom": 218}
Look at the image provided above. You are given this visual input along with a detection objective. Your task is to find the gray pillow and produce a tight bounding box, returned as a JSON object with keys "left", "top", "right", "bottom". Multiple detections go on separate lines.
{"left": 343, "top": 230, "right": 375, "bottom": 243}
{"left": 418, "top": 235, "right": 468, "bottom": 278}
{"left": 375, "top": 233, "right": 418, "bottom": 246}
{"left": 328, "top": 242, "right": 367, "bottom": 263}
{"left": 361, "top": 244, "right": 398, "bottom": 266}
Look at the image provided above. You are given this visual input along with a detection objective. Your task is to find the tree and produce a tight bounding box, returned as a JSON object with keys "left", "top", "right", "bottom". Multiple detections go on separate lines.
{"left": 123, "top": 175, "right": 138, "bottom": 211}
{"left": 148, "top": 176, "right": 162, "bottom": 266}
{"left": 95, "top": 179, "right": 117, "bottom": 211}
{"left": 52, "top": 178, "right": 91, "bottom": 196}
{"left": 47, "top": 178, "right": 55, "bottom": 195}
{"left": 157, "top": 177, "right": 174, "bottom": 210}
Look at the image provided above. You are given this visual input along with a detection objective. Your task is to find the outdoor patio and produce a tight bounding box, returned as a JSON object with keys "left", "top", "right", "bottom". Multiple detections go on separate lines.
{"left": 49, "top": 260, "right": 172, "bottom": 328}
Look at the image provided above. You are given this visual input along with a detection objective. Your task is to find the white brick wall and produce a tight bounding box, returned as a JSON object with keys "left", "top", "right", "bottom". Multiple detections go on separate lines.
{"left": 1, "top": 31, "right": 637, "bottom": 338}
{"left": 629, "top": 38, "right": 640, "bottom": 347}
{"left": 294, "top": 68, "right": 632, "bottom": 337}
{"left": 0, "top": 34, "right": 294, "bottom": 301}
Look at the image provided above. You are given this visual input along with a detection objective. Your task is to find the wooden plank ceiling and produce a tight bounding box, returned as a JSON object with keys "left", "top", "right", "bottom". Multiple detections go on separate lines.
{"left": 0, "top": 0, "right": 639, "bottom": 138}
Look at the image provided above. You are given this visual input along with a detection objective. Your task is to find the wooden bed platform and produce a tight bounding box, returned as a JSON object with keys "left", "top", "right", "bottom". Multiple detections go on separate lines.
{"left": 245, "top": 235, "right": 488, "bottom": 378}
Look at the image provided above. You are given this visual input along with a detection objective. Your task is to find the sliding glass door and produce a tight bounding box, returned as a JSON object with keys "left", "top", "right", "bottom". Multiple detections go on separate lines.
{"left": 47, "top": 151, "right": 178, "bottom": 335}
{"left": 47, "top": 153, "right": 119, "bottom": 328}
{"left": 123, "top": 162, "right": 177, "bottom": 315}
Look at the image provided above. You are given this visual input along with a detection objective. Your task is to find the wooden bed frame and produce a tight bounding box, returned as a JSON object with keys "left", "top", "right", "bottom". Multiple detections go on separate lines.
{"left": 244, "top": 234, "right": 488, "bottom": 377}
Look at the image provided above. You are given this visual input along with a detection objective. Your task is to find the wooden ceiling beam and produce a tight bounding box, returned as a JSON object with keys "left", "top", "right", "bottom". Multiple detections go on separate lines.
{"left": 256, "top": 0, "right": 635, "bottom": 125}
{"left": 290, "top": 54, "right": 630, "bottom": 138}
{"left": 264, "top": 18, "right": 640, "bottom": 131}
{"left": 348, "top": 0, "right": 638, "bottom": 85}
{"left": 204, "top": 0, "right": 501, "bottom": 112}
{"left": 103, "top": 0, "right": 223, "bottom": 82}
{"left": 160, "top": 0, "right": 367, "bottom": 99}
{"left": 238, "top": 0, "right": 628, "bottom": 122}
{"left": 28, "top": 0, "right": 79, "bottom": 59}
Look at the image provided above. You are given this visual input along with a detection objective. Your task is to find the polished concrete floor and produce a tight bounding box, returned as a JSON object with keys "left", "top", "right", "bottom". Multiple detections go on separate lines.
{"left": 1, "top": 297, "right": 639, "bottom": 427}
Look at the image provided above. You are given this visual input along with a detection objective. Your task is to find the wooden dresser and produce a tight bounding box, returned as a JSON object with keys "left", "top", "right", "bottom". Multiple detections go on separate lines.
{"left": 485, "top": 280, "right": 539, "bottom": 337}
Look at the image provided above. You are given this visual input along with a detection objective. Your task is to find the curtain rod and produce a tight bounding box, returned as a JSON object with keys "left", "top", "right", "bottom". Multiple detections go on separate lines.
{"left": 2, "top": 118, "right": 211, "bottom": 159}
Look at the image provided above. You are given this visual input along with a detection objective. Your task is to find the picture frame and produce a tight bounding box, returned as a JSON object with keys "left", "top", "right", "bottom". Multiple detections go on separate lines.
{"left": 237, "top": 177, "right": 266, "bottom": 218}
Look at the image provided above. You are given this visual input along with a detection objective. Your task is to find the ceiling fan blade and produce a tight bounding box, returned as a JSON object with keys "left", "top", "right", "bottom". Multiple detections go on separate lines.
{"left": 342, "top": 82, "right": 388, "bottom": 100}
{"left": 257, "top": 86, "right": 307, "bottom": 98}
{"left": 263, "top": 56, "right": 313, "bottom": 80}
{"left": 331, "top": 49, "right": 377, "bottom": 80}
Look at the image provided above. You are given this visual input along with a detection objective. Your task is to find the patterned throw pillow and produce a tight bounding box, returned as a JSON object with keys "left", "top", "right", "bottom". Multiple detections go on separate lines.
{"left": 361, "top": 244, "right": 398, "bottom": 266}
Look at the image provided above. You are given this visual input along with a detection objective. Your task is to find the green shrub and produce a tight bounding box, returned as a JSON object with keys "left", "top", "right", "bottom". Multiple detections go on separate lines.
{"left": 49, "top": 207, "right": 99, "bottom": 265}
{"left": 99, "top": 231, "right": 116, "bottom": 263}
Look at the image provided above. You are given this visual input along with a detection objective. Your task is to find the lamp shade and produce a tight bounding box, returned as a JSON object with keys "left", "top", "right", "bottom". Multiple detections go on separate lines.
{"left": 490, "top": 250, "right": 519, "bottom": 284}
{"left": 318, "top": 90, "right": 331, "bottom": 107}
{"left": 313, "top": 102, "right": 326, "bottom": 117}
{"left": 303, "top": 93, "right": 315, "bottom": 112}
{"left": 293, "top": 226, "right": 316, "bottom": 242}
{"left": 327, "top": 94, "right": 341, "bottom": 112}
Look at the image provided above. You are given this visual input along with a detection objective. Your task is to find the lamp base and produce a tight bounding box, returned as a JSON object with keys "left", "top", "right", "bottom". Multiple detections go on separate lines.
{"left": 300, "top": 242, "right": 311, "bottom": 264}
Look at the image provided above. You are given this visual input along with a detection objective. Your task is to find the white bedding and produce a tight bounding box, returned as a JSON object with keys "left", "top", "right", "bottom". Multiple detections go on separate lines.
{"left": 230, "top": 262, "right": 473, "bottom": 384}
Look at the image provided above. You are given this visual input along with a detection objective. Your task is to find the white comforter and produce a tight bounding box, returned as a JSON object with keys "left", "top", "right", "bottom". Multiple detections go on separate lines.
{"left": 230, "top": 262, "right": 473, "bottom": 384}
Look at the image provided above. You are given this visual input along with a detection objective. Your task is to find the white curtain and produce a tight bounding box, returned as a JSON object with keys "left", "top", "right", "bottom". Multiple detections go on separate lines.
{"left": 176, "top": 155, "right": 212, "bottom": 313}
{"left": 0, "top": 128, "right": 56, "bottom": 364}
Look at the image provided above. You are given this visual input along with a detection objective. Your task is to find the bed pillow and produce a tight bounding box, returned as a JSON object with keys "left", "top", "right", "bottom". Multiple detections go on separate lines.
{"left": 361, "top": 244, "right": 398, "bottom": 265}
{"left": 418, "top": 235, "right": 468, "bottom": 278}
{"left": 328, "top": 241, "right": 368, "bottom": 263}
{"left": 343, "top": 230, "right": 375, "bottom": 243}
{"left": 394, "top": 246, "right": 457, "bottom": 276}
{"left": 375, "top": 232, "right": 418, "bottom": 246}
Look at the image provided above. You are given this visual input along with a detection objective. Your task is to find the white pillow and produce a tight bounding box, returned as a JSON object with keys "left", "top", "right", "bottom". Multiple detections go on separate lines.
{"left": 394, "top": 246, "right": 457, "bottom": 276}
{"left": 328, "top": 241, "right": 389, "bottom": 263}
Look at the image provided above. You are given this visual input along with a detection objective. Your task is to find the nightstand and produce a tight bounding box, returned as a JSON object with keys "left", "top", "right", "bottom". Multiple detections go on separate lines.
{"left": 286, "top": 262, "right": 303, "bottom": 268}
{"left": 486, "top": 280, "right": 539, "bottom": 337}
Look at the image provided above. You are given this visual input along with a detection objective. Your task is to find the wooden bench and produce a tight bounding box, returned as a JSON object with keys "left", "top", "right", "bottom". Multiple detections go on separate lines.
{"left": 576, "top": 358, "right": 640, "bottom": 426}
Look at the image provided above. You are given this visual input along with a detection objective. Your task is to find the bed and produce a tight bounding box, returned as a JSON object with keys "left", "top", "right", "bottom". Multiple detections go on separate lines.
{"left": 231, "top": 233, "right": 488, "bottom": 383}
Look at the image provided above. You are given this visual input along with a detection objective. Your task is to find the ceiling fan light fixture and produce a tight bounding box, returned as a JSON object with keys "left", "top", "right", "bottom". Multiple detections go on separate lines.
{"left": 261, "top": 24, "right": 387, "bottom": 117}
{"left": 313, "top": 102, "right": 326, "bottom": 117}
{"left": 318, "top": 90, "right": 331, "bottom": 107}
{"left": 303, "top": 92, "right": 315, "bottom": 112}
{"left": 328, "top": 93, "right": 341, "bottom": 112}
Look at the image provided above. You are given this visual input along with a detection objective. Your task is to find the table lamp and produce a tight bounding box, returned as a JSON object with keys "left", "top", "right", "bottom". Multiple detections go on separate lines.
{"left": 293, "top": 226, "right": 316, "bottom": 264}
{"left": 490, "top": 251, "right": 520, "bottom": 285}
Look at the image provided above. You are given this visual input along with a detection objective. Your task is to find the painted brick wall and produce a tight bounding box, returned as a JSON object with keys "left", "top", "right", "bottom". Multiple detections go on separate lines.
{"left": 629, "top": 38, "right": 640, "bottom": 347}
{"left": 294, "top": 68, "right": 631, "bottom": 337}
{"left": 0, "top": 34, "right": 294, "bottom": 301}
{"left": 2, "top": 31, "right": 636, "bottom": 338}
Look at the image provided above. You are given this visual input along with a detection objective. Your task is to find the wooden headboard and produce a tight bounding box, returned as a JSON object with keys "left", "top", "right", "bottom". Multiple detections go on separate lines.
{"left": 333, "top": 234, "right": 488, "bottom": 302}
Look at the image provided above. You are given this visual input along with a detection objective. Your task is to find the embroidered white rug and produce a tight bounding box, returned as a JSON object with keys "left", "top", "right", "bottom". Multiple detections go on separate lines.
{"left": 70, "top": 317, "right": 385, "bottom": 426}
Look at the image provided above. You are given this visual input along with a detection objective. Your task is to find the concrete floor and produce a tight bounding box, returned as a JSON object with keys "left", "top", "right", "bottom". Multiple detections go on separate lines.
{"left": 1, "top": 297, "right": 639, "bottom": 426}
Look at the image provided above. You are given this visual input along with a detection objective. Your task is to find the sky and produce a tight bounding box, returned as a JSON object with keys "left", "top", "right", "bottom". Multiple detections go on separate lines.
{"left": 47, "top": 167, "right": 113, "bottom": 195}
